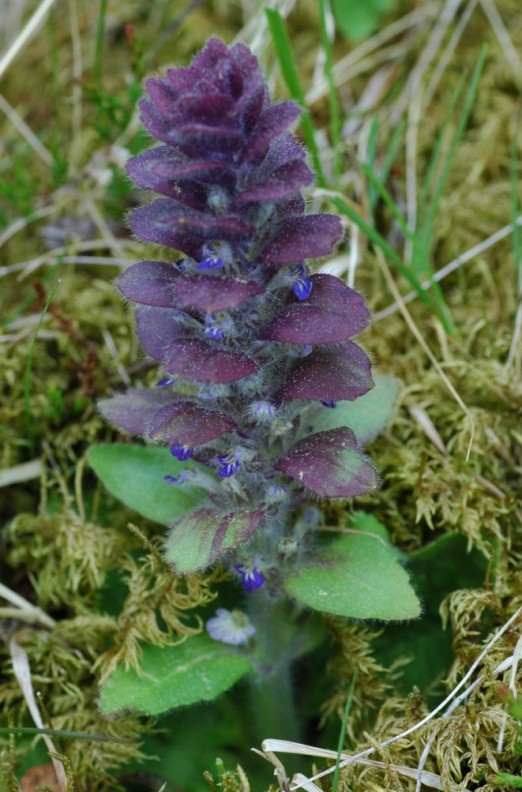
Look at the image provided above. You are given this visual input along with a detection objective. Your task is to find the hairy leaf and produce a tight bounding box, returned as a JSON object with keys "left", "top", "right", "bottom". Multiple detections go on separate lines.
{"left": 99, "top": 633, "right": 253, "bottom": 715}
{"left": 86, "top": 443, "right": 208, "bottom": 525}
{"left": 263, "top": 273, "right": 370, "bottom": 343}
{"left": 275, "top": 427, "right": 379, "bottom": 498}
{"left": 165, "top": 508, "right": 264, "bottom": 573}
{"left": 300, "top": 372, "right": 400, "bottom": 445}
{"left": 284, "top": 511, "right": 420, "bottom": 620}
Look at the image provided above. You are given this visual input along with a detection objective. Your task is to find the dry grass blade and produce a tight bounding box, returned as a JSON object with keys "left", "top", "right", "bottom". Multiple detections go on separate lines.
{"left": 0, "top": 0, "right": 58, "bottom": 79}
{"left": 0, "top": 93, "right": 53, "bottom": 165}
{"left": 9, "top": 639, "right": 68, "bottom": 791}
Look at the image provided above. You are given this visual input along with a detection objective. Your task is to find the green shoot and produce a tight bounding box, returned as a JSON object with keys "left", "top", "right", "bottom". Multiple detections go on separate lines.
{"left": 365, "top": 117, "right": 380, "bottom": 210}
{"left": 359, "top": 160, "right": 415, "bottom": 242}
{"left": 329, "top": 193, "right": 442, "bottom": 317}
{"left": 378, "top": 118, "right": 406, "bottom": 195}
{"left": 412, "top": 45, "right": 488, "bottom": 334}
{"left": 332, "top": 674, "right": 357, "bottom": 792}
{"left": 318, "top": 0, "right": 342, "bottom": 185}
{"left": 265, "top": 8, "right": 325, "bottom": 185}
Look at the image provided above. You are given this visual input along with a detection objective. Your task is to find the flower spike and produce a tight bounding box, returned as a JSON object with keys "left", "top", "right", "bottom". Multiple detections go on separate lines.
{"left": 99, "top": 38, "right": 377, "bottom": 580}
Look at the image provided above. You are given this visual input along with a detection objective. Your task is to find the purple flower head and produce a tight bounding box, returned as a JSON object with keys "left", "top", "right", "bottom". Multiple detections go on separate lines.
{"left": 206, "top": 608, "right": 256, "bottom": 645}
{"left": 99, "top": 38, "right": 378, "bottom": 577}
{"left": 233, "top": 559, "right": 266, "bottom": 593}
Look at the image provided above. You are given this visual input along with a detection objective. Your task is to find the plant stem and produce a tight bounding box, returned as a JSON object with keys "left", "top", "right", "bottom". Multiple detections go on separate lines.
{"left": 247, "top": 591, "right": 299, "bottom": 743}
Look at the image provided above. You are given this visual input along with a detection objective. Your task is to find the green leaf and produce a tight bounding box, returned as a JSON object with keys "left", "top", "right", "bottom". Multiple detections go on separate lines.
{"left": 332, "top": 0, "right": 399, "bottom": 41}
{"left": 165, "top": 507, "right": 264, "bottom": 573}
{"left": 86, "top": 443, "right": 208, "bottom": 526}
{"left": 284, "top": 512, "right": 420, "bottom": 620}
{"left": 99, "top": 633, "right": 253, "bottom": 715}
{"left": 301, "top": 372, "right": 400, "bottom": 445}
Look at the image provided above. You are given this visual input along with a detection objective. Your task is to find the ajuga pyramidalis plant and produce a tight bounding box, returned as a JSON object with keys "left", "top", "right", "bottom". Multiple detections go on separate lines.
{"left": 96, "top": 39, "right": 411, "bottom": 738}
{"left": 100, "top": 36, "right": 376, "bottom": 557}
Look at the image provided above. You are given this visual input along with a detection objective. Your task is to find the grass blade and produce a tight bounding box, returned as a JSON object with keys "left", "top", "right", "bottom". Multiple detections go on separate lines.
{"left": 366, "top": 117, "right": 380, "bottom": 211}
{"left": 332, "top": 674, "right": 357, "bottom": 792}
{"left": 359, "top": 160, "right": 415, "bottom": 242}
{"left": 412, "top": 46, "right": 488, "bottom": 334}
{"left": 318, "top": 0, "right": 342, "bottom": 185}
{"left": 329, "top": 194, "right": 444, "bottom": 320}
{"left": 379, "top": 118, "right": 406, "bottom": 191}
{"left": 265, "top": 8, "right": 325, "bottom": 185}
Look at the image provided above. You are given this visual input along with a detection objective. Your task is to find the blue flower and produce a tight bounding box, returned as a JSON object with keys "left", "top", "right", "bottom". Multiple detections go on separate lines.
{"left": 170, "top": 444, "right": 194, "bottom": 461}
{"left": 234, "top": 560, "right": 265, "bottom": 593}
{"left": 156, "top": 376, "right": 176, "bottom": 387}
{"left": 204, "top": 314, "right": 224, "bottom": 340}
{"left": 206, "top": 608, "right": 256, "bottom": 645}
{"left": 289, "top": 264, "right": 313, "bottom": 301}
{"left": 216, "top": 449, "right": 241, "bottom": 477}
{"left": 196, "top": 241, "right": 230, "bottom": 271}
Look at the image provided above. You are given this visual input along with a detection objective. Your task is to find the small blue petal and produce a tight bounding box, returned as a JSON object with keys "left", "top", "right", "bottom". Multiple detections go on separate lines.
{"left": 170, "top": 444, "right": 194, "bottom": 461}
{"left": 197, "top": 242, "right": 230, "bottom": 271}
{"left": 156, "top": 376, "right": 176, "bottom": 387}
{"left": 292, "top": 277, "right": 313, "bottom": 301}
{"left": 204, "top": 325, "right": 223, "bottom": 339}
{"left": 216, "top": 449, "right": 241, "bottom": 477}
{"left": 204, "top": 314, "right": 224, "bottom": 340}
{"left": 288, "top": 264, "right": 313, "bottom": 301}
{"left": 217, "top": 460, "right": 241, "bottom": 477}
{"left": 320, "top": 400, "right": 337, "bottom": 409}
{"left": 234, "top": 563, "right": 265, "bottom": 593}
{"left": 197, "top": 255, "right": 223, "bottom": 271}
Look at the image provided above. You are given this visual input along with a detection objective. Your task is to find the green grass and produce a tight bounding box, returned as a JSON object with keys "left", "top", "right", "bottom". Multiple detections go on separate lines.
{"left": 332, "top": 674, "right": 356, "bottom": 792}
{"left": 265, "top": 7, "right": 325, "bottom": 186}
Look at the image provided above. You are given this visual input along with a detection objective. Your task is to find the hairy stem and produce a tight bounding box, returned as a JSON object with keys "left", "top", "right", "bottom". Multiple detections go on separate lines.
{"left": 247, "top": 590, "right": 299, "bottom": 744}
